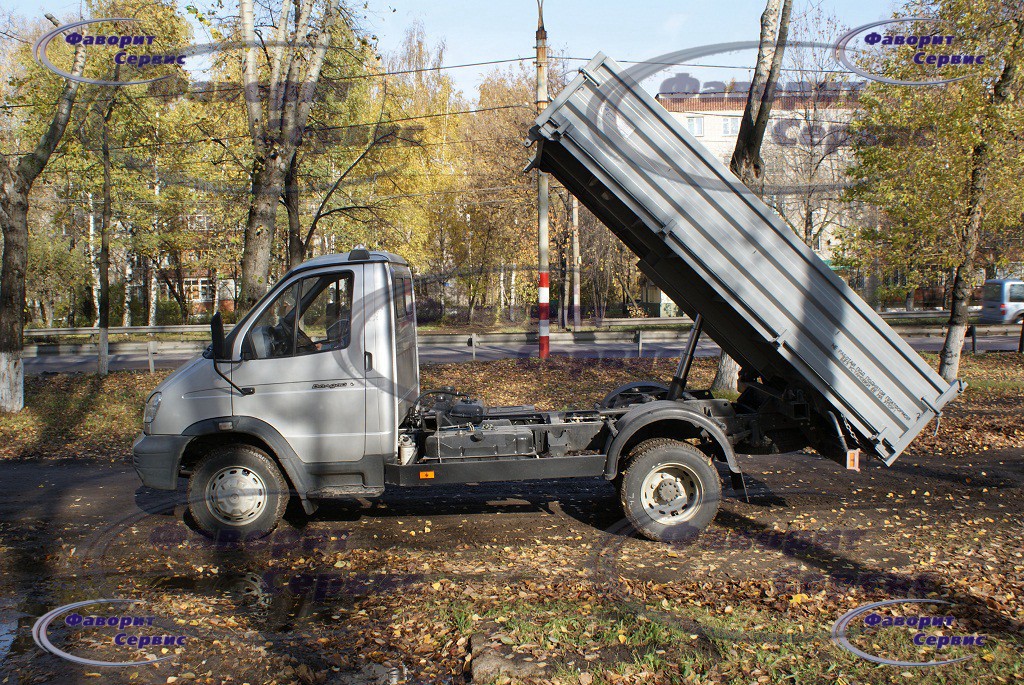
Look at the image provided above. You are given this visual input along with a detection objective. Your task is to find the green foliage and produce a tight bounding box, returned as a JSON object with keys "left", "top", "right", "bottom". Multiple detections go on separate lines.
{"left": 4, "top": 1, "right": 638, "bottom": 328}
{"left": 843, "top": 0, "right": 1024, "bottom": 287}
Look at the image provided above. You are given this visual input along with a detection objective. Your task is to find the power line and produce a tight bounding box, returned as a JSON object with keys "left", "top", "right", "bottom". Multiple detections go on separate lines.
{"left": 1, "top": 103, "right": 531, "bottom": 157}
{"left": 36, "top": 184, "right": 529, "bottom": 204}
{"left": 0, "top": 56, "right": 533, "bottom": 110}
{"left": 556, "top": 55, "right": 853, "bottom": 76}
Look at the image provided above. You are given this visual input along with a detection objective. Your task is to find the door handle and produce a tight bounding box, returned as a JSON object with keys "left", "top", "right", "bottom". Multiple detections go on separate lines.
{"left": 364, "top": 351, "right": 373, "bottom": 371}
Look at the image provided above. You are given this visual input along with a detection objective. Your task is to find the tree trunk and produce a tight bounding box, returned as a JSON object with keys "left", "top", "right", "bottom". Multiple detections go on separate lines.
{"left": 498, "top": 262, "right": 506, "bottom": 324}
{"left": 0, "top": 14, "right": 85, "bottom": 411}
{"left": 939, "top": 142, "right": 987, "bottom": 382}
{"left": 148, "top": 267, "right": 158, "bottom": 326}
{"left": 97, "top": 102, "right": 115, "bottom": 376}
{"left": 938, "top": 14, "right": 1023, "bottom": 382}
{"left": 0, "top": 193, "right": 29, "bottom": 412}
{"left": 940, "top": 263, "right": 973, "bottom": 381}
{"left": 561, "top": 256, "right": 570, "bottom": 330}
{"left": 285, "top": 155, "right": 304, "bottom": 270}
{"left": 714, "top": 0, "right": 792, "bottom": 393}
{"left": 711, "top": 352, "right": 740, "bottom": 395}
{"left": 88, "top": 194, "right": 99, "bottom": 325}
{"left": 509, "top": 266, "right": 517, "bottom": 320}
{"left": 212, "top": 269, "right": 220, "bottom": 315}
{"left": 239, "top": 158, "right": 287, "bottom": 313}
{"left": 237, "top": 0, "right": 335, "bottom": 314}
{"left": 123, "top": 255, "right": 132, "bottom": 327}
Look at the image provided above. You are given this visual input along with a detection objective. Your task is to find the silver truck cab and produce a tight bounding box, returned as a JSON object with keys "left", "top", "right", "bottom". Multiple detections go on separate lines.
{"left": 133, "top": 249, "right": 418, "bottom": 535}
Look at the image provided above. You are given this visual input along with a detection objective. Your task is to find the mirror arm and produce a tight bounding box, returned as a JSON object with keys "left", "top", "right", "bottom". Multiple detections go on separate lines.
{"left": 213, "top": 358, "right": 254, "bottom": 396}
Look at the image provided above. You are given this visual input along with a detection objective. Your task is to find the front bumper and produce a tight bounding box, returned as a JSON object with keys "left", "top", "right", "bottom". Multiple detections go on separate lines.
{"left": 132, "top": 433, "right": 192, "bottom": 490}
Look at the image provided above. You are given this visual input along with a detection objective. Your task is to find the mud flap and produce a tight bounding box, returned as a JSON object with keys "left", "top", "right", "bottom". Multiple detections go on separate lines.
{"left": 730, "top": 471, "right": 749, "bottom": 502}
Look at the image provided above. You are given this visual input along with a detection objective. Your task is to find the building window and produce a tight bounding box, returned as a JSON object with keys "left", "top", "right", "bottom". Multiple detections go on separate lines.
{"left": 182, "top": 278, "right": 215, "bottom": 303}
{"left": 684, "top": 116, "right": 704, "bottom": 137}
{"left": 722, "top": 116, "right": 741, "bottom": 136}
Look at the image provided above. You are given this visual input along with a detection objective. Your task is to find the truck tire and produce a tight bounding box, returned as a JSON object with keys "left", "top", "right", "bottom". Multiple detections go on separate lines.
{"left": 619, "top": 439, "right": 720, "bottom": 543}
{"left": 187, "top": 445, "right": 289, "bottom": 539}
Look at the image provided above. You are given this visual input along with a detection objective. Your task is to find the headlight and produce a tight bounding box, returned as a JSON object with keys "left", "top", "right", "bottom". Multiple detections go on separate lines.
{"left": 143, "top": 392, "right": 162, "bottom": 432}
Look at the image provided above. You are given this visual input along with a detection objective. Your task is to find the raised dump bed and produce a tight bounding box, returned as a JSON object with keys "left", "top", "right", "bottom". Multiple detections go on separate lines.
{"left": 528, "top": 53, "right": 963, "bottom": 464}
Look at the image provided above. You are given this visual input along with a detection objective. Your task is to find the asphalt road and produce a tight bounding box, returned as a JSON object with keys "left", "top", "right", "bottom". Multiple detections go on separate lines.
{"left": 23, "top": 334, "right": 1023, "bottom": 374}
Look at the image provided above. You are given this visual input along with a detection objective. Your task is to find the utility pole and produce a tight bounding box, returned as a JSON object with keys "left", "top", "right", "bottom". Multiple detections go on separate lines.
{"left": 571, "top": 196, "right": 581, "bottom": 330}
{"left": 535, "top": 0, "right": 550, "bottom": 358}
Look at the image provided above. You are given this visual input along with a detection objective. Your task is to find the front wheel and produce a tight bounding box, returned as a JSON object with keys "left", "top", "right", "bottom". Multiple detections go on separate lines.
{"left": 187, "top": 444, "right": 290, "bottom": 539}
{"left": 619, "top": 440, "right": 721, "bottom": 542}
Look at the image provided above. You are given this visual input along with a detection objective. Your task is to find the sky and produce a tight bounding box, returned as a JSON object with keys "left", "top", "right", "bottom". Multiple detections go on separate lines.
{"left": 365, "top": 0, "right": 901, "bottom": 94}
{"left": 6, "top": 0, "right": 903, "bottom": 96}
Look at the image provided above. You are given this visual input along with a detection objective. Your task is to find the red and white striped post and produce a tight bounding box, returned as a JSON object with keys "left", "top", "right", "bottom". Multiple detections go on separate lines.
{"left": 535, "top": 2, "right": 550, "bottom": 358}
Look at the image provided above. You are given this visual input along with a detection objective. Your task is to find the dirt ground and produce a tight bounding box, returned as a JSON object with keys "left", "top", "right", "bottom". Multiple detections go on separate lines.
{"left": 0, "top": 355, "right": 1022, "bottom": 684}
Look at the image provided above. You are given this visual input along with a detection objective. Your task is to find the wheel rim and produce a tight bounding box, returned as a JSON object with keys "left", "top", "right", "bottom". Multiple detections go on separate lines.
{"left": 206, "top": 466, "right": 268, "bottom": 525}
{"left": 639, "top": 462, "right": 703, "bottom": 525}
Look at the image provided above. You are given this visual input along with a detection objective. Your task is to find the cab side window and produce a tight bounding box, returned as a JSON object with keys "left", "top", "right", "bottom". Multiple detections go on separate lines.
{"left": 392, "top": 273, "right": 414, "bottom": 323}
{"left": 245, "top": 283, "right": 298, "bottom": 360}
{"left": 295, "top": 273, "right": 354, "bottom": 355}
{"left": 244, "top": 272, "right": 353, "bottom": 359}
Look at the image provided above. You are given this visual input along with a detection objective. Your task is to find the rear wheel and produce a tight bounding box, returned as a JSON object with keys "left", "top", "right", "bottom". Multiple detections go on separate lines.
{"left": 619, "top": 440, "right": 720, "bottom": 542}
{"left": 187, "top": 444, "right": 289, "bottom": 539}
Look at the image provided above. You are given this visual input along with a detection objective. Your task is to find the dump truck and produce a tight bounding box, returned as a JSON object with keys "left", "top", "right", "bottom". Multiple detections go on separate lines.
{"left": 132, "top": 53, "right": 963, "bottom": 542}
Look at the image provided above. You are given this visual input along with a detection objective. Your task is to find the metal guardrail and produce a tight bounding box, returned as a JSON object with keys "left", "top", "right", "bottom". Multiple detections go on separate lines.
{"left": 21, "top": 322, "right": 1022, "bottom": 367}
{"left": 21, "top": 310, "right": 968, "bottom": 338}
{"left": 24, "top": 325, "right": 235, "bottom": 337}
{"left": 595, "top": 310, "right": 972, "bottom": 327}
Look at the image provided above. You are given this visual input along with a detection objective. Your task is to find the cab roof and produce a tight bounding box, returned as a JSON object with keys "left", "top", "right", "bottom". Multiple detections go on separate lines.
{"left": 293, "top": 249, "right": 409, "bottom": 273}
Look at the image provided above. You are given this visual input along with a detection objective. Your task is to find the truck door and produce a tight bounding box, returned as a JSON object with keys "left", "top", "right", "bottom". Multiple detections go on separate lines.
{"left": 231, "top": 267, "right": 366, "bottom": 464}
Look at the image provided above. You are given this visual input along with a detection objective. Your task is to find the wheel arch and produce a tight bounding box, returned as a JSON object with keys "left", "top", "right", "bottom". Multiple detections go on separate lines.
{"left": 180, "top": 416, "right": 311, "bottom": 498}
{"left": 604, "top": 402, "right": 740, "bottom": 480}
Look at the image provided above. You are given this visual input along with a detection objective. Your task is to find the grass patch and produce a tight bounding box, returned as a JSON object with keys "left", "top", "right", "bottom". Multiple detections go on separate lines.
{"left": 0, "top": 371, "right": 169, "bottom": 460}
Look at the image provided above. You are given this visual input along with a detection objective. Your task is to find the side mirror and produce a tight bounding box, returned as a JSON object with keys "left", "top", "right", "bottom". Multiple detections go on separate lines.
{"left": 211, "top": 312, "right": 227, "bottom": 360}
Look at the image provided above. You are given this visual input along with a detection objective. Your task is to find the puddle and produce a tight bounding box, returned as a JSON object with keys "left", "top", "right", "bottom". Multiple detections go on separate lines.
{"left": 145, "top": 570, "right": 370, "bottom": 633}
{"left": 0, "top": 597, "right": 48, "bottom": 669}
{"left": 0, "top": 613, "right": 17, "bottom": 667}
{"left": 352, "top": 663, "right": 407, "bottom": 684}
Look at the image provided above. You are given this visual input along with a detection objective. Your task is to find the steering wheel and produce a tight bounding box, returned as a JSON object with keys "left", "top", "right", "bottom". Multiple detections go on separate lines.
{"left": 264, "top": 322, "right": 292, "bottom": 357}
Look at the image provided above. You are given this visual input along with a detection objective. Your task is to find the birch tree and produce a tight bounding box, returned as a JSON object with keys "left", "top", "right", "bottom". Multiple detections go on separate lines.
{"left": 711, "top": 0, "right": 793, "bottom": 393}
{"left": 938, "top": 2, "right": 1024, "bottom": 381}
{"left": 845, "top": 0, "right": 1024, "bottom": 382}
{"left": 236, "top": 0, "right": 340, "bottom": 312}
{"left": 0, "top": 14, "right": 86, "bottom": 411}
